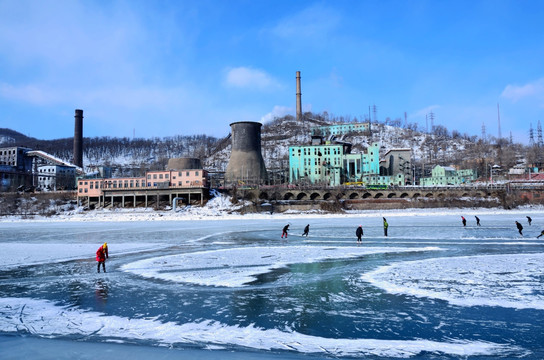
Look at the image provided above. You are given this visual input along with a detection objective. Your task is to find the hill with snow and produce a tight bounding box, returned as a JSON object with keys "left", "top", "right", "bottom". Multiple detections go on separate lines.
{"left": 1, "top": 113, "right": 537, "bottom": 179}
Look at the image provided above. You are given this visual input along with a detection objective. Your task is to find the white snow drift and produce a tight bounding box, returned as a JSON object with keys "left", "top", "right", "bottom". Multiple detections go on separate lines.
{"left": 121, "top": 246, "right": 442, "bottom": 287}
{"left": 0, "top": 297, "right": 523, "bottom": 358}
{"left": 362, "top": 253, "right": 544, "bottom": 310}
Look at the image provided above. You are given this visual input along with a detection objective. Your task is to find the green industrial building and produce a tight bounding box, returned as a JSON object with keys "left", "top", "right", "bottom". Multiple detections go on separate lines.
{"left": 289, "top": 140, "right": 406, "bottom": 187}
{"left": 310, "top": 123, "right": 370, "bottom": 137}
{"left": 420, "top": 165, "right": 477, "bottom": 186}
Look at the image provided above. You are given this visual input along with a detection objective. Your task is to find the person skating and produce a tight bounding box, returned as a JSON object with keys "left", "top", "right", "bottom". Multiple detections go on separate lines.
{"left": 96, "top": 242, "right": 109, "bottom": 273}
{"left": 527, "top": 216, "right": 532, "bottom": 225}
{"left": 302, "top": 224, "right": 310, "bottom": 237}
{"left": 356, "top": 225, "right": 363, "bottom": 243}
{"left": 383, "top": 217, "right": 389, "bottom": 237}
{"left": 537, "top": 230, "right": 544, "bottom": 239}
{"left": 281, "top": 224, "right": 289, "bottom": 238}
{"left": 461, "top": 216, "right": 467, "bottom": 227}
{"left": 475, "top": 216, "right": 481, "bottom": 226}
{"left": 515, "top": 221, "right": 523, "bottom": 236}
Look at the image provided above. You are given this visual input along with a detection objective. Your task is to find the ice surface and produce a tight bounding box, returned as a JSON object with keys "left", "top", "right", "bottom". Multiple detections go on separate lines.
{"left": 0, "top": 297, "right": 521, "bottom": 358}
{"left": 362, "top": 253, "right": 544, "bottom": 310}
{"left": 2, "top": 209, "right": 543, "bottom": 359}
{"left": 121, "top": 246, "right": 442, "bottom": 287}
{"left": 1, "top": 243, "right": 166, "bottom": 270}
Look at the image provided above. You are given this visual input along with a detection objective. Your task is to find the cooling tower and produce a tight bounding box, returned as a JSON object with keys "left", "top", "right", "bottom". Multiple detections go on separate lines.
{"left": 167, "top": 157, "right": 202, "bottom": 170}
{"left": 225, "top": 121, "right": 267, "bottom": 185}
{"left": 73, "top": 109, "right": 83, "bottom": 168}
{"left": 296, "top": 71, "right": 302, "bottom": 122}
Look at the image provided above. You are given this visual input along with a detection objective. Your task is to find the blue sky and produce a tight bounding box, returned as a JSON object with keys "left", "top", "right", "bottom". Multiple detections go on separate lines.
{"left": 1, "top": 0, "right": 543, "bottom": 143}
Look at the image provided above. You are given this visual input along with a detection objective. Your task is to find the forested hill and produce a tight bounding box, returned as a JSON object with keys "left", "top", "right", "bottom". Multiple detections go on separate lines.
{"left": 0, "top": 128, "right": 220, "bottom": 177}
{"left": 1, "top": 112, "right": 541, "bottom": 179}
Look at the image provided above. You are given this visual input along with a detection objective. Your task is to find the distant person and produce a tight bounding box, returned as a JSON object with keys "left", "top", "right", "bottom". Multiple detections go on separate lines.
{"left": 537, "top": 230, "right": 544, "bottom": 239}
{"left": 96, "top": 242, "right": 109, "bottom": 273}
{"left": 527, "top": 216, "right": 532, "bottom": 225}
{"left": 302, "top": 224, "right": 310, "bottom": 237}
{"left": 475, "top": 216, "right": 481, "bottom": 226}
{"left": 461, "top": 216, "right": 467, "bottom": 227}
{"left": 356, "top": 225, "right": 363, "bottom": 243}
{"left": 383, "top": 217, "right": 389, "bottom": 236}
{"left": 515, "top": 221, "right": 523, "bottom": 236}
{"left": 281, "top": 224, "right": 289, "bottom": 238}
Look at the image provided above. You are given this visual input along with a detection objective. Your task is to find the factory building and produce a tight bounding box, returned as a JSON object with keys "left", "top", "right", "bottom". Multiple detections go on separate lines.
{"left": 77, "top": 168, "right": 209, "bottom": 208}
{"left": 419, "top": 165, "right": 477, "bottom": 186}
{"left": 289, "top": 139, "right": 406, "bottom": 187}
{"left": 380, "top": 148, "right": 413, "bottom": 184}
{"left": 0, "top": 146, "right": 33, "bottom": 191}
{"left": 289, "top": 143, "right": 345, "bottom": 186}
{"left": 37, "top": 165, "right": 77, "bottom": 191}
{"left": 310, "top": 123, "right": 370, "bottom": 137}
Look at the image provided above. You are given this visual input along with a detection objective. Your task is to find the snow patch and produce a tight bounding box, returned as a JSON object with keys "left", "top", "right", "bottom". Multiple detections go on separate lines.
{"left": 0, "top": 243, "right": 167, "bottom": 270}
{"left": 362, "top": 253, "right": 544, "bottom": 310}
{"left": 0, "top": 297, "right": 524, "bottom": 358}
{"left": 121, "top": 246, "right": 442, "bottom": 287}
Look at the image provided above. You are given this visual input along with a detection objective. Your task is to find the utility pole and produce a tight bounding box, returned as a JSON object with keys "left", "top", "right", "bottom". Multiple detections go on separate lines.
{"left": 368, "top": 106, "right": 372, "bottom": 136}
{"left": 425, "top": 114, "right": 429, "bottom": 133}
{"left": 497, "top": 103, "right": 502, "bottom": 141}
{"left": 538, "top": 120, "right": 543, "bottom": 147}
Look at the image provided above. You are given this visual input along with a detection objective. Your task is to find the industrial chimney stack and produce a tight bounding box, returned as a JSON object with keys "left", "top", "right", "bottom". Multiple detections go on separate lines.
{"left": 296, "top": 71, "right": 302, "bottom": 122}
{"left": 73, "top": 109, "right": 83, "bottom": 168}
{"left": 225, "top": 121, "right": 267, "bottom": 186}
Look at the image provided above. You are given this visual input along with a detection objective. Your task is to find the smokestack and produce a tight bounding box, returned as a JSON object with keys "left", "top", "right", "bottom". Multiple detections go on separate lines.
{"left": 225, "top": 121, "right": 267, "bottom": 186}
{"left": 296, "top": 71, "right": 302, "bottom": 122}
{"left": 73, "top": 109, "right": 83, "bottom": 168}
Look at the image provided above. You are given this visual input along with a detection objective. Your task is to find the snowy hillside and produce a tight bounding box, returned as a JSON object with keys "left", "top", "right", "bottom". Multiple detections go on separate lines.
{"left": 203, "top": 116, "right": 483, "bottom": 175}
{"left": 4, "top": 113, "right": 535, "bottom": 177}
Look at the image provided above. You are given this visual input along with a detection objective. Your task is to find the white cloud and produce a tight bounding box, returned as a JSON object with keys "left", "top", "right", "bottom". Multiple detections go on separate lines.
{"left": 500, "top": 78, "right": 544, "bottom": 103}
{"left": 410, "top": 105, "right": 441, "bottom": 119}
{"left": 225, "top": 67, "right": 279, "bottom": 90}
{"left": 261, "top": 105, "right": 293, "bottom": 123}
{"left": 268, "top": 4, "right": 341, "bottom": 39}
{"left": 0, "top": 83, "right": 62, "bottom": 105}
{"left": 0, "top": 82, "right": 194, "bottom": 110}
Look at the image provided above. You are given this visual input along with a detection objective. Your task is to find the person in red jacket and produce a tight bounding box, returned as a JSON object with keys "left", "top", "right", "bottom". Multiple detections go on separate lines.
{"left": 96, "top": 243, "right": 109, "bottom": 273}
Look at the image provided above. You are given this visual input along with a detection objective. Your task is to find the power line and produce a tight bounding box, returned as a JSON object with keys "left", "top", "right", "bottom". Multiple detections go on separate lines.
{"left": 497, "top": 103, "right": 502, "bottom": 140}
{"left": 538, "top": 120, "right": 543, "bottom": 146}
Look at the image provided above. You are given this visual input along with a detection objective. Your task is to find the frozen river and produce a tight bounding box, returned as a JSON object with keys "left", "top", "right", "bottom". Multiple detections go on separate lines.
{"left": 1, "top": 211, "right": 544, "bottom": 359}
